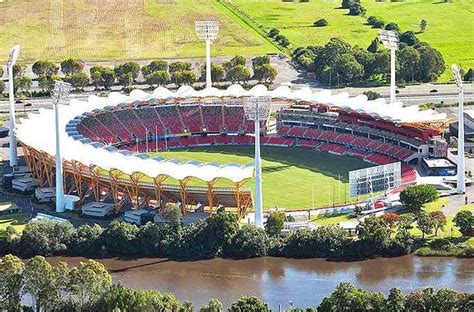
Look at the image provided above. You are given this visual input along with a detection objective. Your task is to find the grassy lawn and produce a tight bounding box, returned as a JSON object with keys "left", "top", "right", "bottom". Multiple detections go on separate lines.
{"left": 149, "top": 145, "right": 370, "bottom": 210}
{"left": 227, "top": 0, "right": 474, "bottom": 81}
{"left": 0, "top": 0, "right": 275, "bottom": 61}
{"left": 0, "top": 213, "right": 30, "bottom": 232}
{"left": 311, "top": 213, "right": 356, "bottom": 226}
{"left": 422, "top": 198, "right": 449, "bottom": 213}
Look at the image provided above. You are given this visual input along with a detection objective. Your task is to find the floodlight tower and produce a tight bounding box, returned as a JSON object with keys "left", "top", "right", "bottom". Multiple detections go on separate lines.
{"left": 7, "top": 45, "right": 21, "bottom": 167}
{"left": 452, "top": 64, "right": 465, "bottom": 194}
{"left": 195, "top": 21, "right": 220, "bottom": 89}
{"left": 52, "top": 81, "right": 72, "bottom": 213}
{"left": 379, "top": 30, "right": 399, "bottom": 104}
{"left": 243, "top": 96, "right": 271, "bottom": 228}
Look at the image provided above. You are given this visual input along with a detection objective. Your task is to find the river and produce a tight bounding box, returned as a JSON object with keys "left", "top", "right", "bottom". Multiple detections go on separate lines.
{"left": 48, "top": 255, "right": 473, "bottom": 310}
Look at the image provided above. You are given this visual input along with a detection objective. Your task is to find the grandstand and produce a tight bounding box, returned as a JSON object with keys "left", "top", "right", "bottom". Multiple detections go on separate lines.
{"left": 16, "top": 85, "right": 447, "bottom": 215}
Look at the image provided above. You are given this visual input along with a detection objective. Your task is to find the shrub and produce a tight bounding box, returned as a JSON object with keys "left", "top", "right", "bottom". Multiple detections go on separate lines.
{"left": 19, "top": 221, "right": 75, "bottom": 257}
{"left": 313, "top": 19, "right": 328, "bottom": 27}
{"left": 363, "top": 90, "right": 381, "bottom": 100}
{"left": 265, "top": 211, "right": 285, "bottom": 237}
{"left": 453, "top": 210, "right": 473, "bottom": 236}
{"left": 267, "top": 28, "right": 280, "bottom": 38}
{"left": 224, "top": 225, "right": 267, "bottom": 259}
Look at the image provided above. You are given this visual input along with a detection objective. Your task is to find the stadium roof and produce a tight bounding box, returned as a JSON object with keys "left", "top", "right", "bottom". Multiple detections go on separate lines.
{"left": 16, "top": 84, "right": 446, "bottom": 183}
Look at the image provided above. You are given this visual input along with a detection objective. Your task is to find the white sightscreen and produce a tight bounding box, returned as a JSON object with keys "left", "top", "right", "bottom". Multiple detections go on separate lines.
{"left": 349, "top": 162, "right": 402, "bottom": 197}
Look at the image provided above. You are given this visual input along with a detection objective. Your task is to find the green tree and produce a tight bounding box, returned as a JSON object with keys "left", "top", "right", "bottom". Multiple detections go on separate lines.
{"left": 200, "top": 299, "right": 223, "bottom": 312}
{"left": 385, "top": 22, "right": 400, "bottom": 33}
{"left": 32, "top": 60, "right": 59, "bottom": 77}
{"left": 387, "top": 288, "right": 405, "bottom": 312}
{"left": 432, "top": 288, "right": 458, "bottom": 311}
{"left": 267, "top": 28, "right": 279, "bottom": 38}
{"left": 90, "top": 66, "right": 116, "bottom": 89}
{"left": 223, "top": 56, "right": 247, "bottom": 71}
{"left": 400, "top": 185, "right": 439, "bottom": 211}
{"left": 265, "top": 211, "right": 285, "bottom": 237}
{"left": 114, "top": 62, "right": 140, "bottom": 82}
{"left": 200, "top": 63, "right": 225, "bottom": 83}
{"left": 398, "top": 46, "right": 421, "bottom": 82}
{"left": 142, "top": 60, "right": 168, "bottom": 77}
{"left": 357, "top": 215, "right": 391, "bottom": 251}
{"left": 171, "top": 70, "right": 196, "bottom": 86}
{"left": 162, "top": 204, "right": 183, "bottom": 227}
{"left": 0, "top": 254, "right": 24, "bottom": 312}
{"left": 146, "top": 70, "right": 170, "bottom": 87}
{"left": 23, "top": 256, "right": 59, "bottom": 312}
{"left": 38, "top": 74, "right": 59, "bottom": 92}
{"left": 68, "top": 259, "right": 112, "bottom": 309}
{"left": 362, "top": 90, "right": 381, "bottom": 100}
{"left": 229, "top": 296, "right": 270, "bottom": 312}
{"left": 419, "top": 19, "right": 428, "bottom": 33}
{"left": 19, "top": 220, "right": 75, "bottom": 256}
{"left": 226, "top": 65, "right": 251, "bottom": 83}
{"left": 225, "top": 225, "right": 267, "bottom": 259}
{"left": 102, "top": 220, "right": 139, "bottom": 254}
{"left": 252, "top": 55, "right": 270, "bottom": 69}
{"left": 14, "top": 76, "right": 32, "bottom": 94}
{"left": 416, "top": 43, "right": 445, "bottom": 82}
{"left": 453, "top": 210, "right": 473, "bottom": 236}
{"left": 416, "top": 211, "right": 434, "bottom": 239}
{"left": 367, "top": 37, "right": 380, "bottom": 53}
{"left": 398, "top": 213, "right": 415, "bottom": 230}
{"left": 61, "top": 58, "right": 84, "bottom": 76}
{"left": 314, "top": 19, "right": 328, "bottom": 27}
{"left": 64, "top": 71, "right": 89, "bottom": 91}
{"left": 69, "top": 224, "right": 104, "bottom": 257}
{"left": 399, "top": 31, "right": 419, "bottom": 46}
{"left": 253, "top": 64, "right": 278, "bottom": 84}
{"left": 169, "top": 62, "right": 192, "bottom": 73}
{"left": 348, "top": 2, "right": 365, "bottom": 16}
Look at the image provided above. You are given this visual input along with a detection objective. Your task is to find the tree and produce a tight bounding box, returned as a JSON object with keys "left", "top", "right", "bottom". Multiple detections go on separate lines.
{"left": 385, "top": 22, "right": 400, "bottom": 33}
{"left": 348, "top": 2, "right": 365, "bottom": 16}
{"left": 464, "top": 68, "right": 473, "bottom": 82}
{"left": 63, "top": 71, "right": 89, "bottom": 91}
{"left": 356, "top": 216, "right": 391, "bottom": 251}
{"left": 387, "top": 288, "right": 405, "bottom": 312}
{"left": 367, "top": 37, "right": 380, "bottom": 53}
{"left": 253, "top": 64, "right": 277, "bottom": 84}
{"left": 146, "top": 70, "right": 170, "bottom": 87}
{"left": 171, "top": 70, "right": 196, "bottom": 86}
{"left": 23, "top": 256, "right": 59, "bottom": 312}
{"left": 68, "top": 259, "right": 112, "bottom": 309}
{"left": 69, "top": 224, "right": 104, "bottom": 257}
{"left": 169, "top": 62, "right": 192, "bottom": 73}
{"left": 252, "top": 55, "right": 270, "bottom": 69}
{"left": 453, "top": 210, "right": 473, "bottom": 236}
{"left": 19, "top": 220, "right": 75, "bottom": 256}
{"left": 225, "top": 225, "right": 267, "bottom": 259}
{"left": 142, "top": 60, "right": 168, "bottom": 77}
{"left": 416, "top": 44, "right": 445, "bottom": 82}
{"left": 398, "top": 213, "right": 415, "bottom": 230}
{"left": 400, "top": 185, "right": 439, "bottom": 211}
{"left": 341, "top": 0, "right": 359, "bottom": 9}
{"left": 15, "top": 76, "right": 32, "bottom": 94}
{"left": 398, "top": 46, "right": 421, "bottom": 82}
{"left": 265, "top": 211, "right": 285, "bottom": 237}
{"left": 61, "top": 58, "right": 84, "bottom": 76}
{"left": 115, "top": 62, "right": 140, "bottom": 86}
{"left": 32, "top": 60, "right": 59, "bottom": 77}
{"left": 267, "top": 28, "right": 279, "bottom": 38}
{"left": 0, "top": 255, "right": 24, "bottom": 312}
{"left": 200, "top": 63, "right": 225, "bottom": 83}
{"left": 380, "top": 212, "right": 399, "bottom": 229}
{"left": 200, "top": 299, "right": 223, "bottom": 312}
{"left": 162, "top": 204, "right": 183, "bottom": 227}
{"left": 429, "top": 211, "right": 446, "bottom": 236}
{"left": 278, "top": 36, "right": 290, "bottom": 47}
{"left": 102, "top": 220, "right": 139, "bottom": 254}
{"left": 38, "top": 74, "right": 59, "bottom": 92}
{"left": 399, "top": 31, "right": 419, "bottom": 46}
{"left": 223, "top": 56, "right": 247, "bottom": 71}
{"left": 229, "top": 296, "right": 270, "bottom": 312}
{"left": 362, "top": 90, "right": 380, "bottom": 100}
{"left": 313, "top": 19, "right": 328, "bottom": 27}
{"left": 226, "top": 65, "right": 251, "bottom": 83}
{"left": 419, "top": 19, "right": 428, "bottom": 33}
{"left": 416, "top": 211, "right": 434, "bottom": 239}
{"left": 90, "top": 66, "right": 116, "bottom": 89}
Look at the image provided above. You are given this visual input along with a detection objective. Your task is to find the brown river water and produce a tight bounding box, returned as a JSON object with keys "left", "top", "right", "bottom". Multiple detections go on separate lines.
{"left": 47, "top": 255, "right": 473, "bottom": 309}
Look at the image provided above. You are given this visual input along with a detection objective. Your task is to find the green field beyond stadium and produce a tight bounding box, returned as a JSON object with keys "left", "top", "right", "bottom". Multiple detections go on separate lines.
{"left": 149, "top": 145, "right": 370, "bottom": 210}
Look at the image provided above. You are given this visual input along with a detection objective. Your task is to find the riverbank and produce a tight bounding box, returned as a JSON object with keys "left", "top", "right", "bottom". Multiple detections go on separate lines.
{"left": 44, "top": 254, "right": 473, "bottom": 309}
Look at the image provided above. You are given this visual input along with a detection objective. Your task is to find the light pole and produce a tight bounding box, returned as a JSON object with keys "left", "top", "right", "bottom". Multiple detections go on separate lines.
{"left": 7, "top": 45, "right": 20, "bottom": 168}
{"left": 243, "top": 96, "right": 271, "bottom": 228}
{"left": 452, "top": 64, "right": 465, "bottom": 194}
{"left": 195, "top": 21, "right": 220, "bottom": 89}
{"left": 379, "top": 30, "right": 399, "bottom": 104}
{"left": 52, "top": 81, "right": 72, "bottom": 213}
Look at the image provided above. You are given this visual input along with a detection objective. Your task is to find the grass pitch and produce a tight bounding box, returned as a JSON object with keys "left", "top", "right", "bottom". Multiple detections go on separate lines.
{"left": 0, "top": 0, "right": 275, "bottom": 62}
{"left": 150, "top": 145, "right": 369, "bottom": 210}
{"left": 227, "top": 0, "right": 474, "bottom": 82}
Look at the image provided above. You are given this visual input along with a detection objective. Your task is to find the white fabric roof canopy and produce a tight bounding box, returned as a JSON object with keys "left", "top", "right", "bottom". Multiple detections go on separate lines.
{"left": 16, "top": 84, "right": 446, "bottom": 183}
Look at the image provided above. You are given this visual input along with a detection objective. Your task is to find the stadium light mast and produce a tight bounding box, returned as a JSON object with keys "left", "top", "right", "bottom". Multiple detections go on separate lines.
{"left": 52, "top": 81, "right": 72, "bottom": 213}
{"left": 379, "top": 30, "right": 399, "bottom": 104}
{"left": 244, "top": 96, "right": 271, "bottom": 228}
{"left": 195, "top": 21, "right": 220, "bottom": 89}
{"left": 452, "top": 64, "right": 465, "bottom": 194}
{"left": 7, "top": 45, "right": 21, "bottom": 168}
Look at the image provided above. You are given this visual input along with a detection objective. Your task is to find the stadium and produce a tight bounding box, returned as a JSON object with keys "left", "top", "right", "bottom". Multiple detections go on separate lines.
{"left": 14, "top": 84, "right": 449, "bottom": 218}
